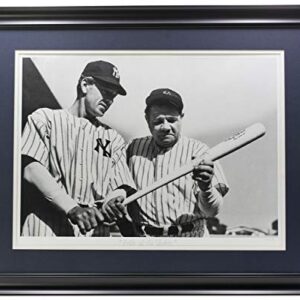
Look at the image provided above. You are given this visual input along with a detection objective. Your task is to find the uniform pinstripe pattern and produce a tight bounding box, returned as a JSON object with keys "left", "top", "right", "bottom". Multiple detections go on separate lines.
{"left": 127, "top": 135, "right": 229, "bottom": 232}
{"left": 21, "top": 108, "right": 135, "bottom": 236}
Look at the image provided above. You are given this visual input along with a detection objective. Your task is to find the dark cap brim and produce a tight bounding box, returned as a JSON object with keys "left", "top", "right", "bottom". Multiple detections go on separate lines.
{"left": 93, "top": 76, "right": 127, "bottom": 96}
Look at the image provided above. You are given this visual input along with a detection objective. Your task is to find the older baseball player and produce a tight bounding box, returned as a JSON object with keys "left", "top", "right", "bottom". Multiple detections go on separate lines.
{"left": 21, "top": 60, "right": 136, "bottom": 236}
{"left": 126, "top": 88, "right": 229, "bottom": 237}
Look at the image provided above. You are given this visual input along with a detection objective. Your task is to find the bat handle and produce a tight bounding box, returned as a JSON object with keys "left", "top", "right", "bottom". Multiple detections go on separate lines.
{"left": 122, "top": 161, "right": 196, "bottom": 206}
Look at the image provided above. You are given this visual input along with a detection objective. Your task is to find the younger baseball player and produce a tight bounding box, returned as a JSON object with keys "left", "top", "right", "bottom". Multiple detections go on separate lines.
{"left": 126, "top": 88, "right": 229, "bottom": 237}
{"left": 21, "top": 60, "right": 136, "bottom": 236}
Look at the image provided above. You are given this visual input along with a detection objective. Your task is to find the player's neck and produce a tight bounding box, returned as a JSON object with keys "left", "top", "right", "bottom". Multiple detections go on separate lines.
{"left": 68, "top": 98, "right": 95, "bottom": 123}
{"left": 68, "top": 99, "right": 101, "bottom": 126}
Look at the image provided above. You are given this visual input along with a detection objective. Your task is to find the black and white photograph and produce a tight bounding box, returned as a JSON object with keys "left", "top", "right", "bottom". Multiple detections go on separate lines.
{"left": 13, "top": 50, "right": 285, "bottom": 250}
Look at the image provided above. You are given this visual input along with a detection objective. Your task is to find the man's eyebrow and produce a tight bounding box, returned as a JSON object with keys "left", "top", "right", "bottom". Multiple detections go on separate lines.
{"left": 152, "top": 116, "right": 179, "bottom": 122}
{"left": 100, "top": 87, "right": 117, "bottom": 94}
{"left": 153, "top": 113, "right": 178, "bottom": 117}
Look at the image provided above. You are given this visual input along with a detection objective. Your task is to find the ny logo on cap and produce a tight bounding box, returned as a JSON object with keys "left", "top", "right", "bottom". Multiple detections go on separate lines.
{"left": 112, "top": 67, "right": 120, "bottom": 79}
{"left": 163, "top": 90, "right": 172, "bottom": 96}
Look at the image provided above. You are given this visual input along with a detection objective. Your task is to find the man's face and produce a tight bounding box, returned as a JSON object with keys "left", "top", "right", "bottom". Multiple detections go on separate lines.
{"left": 84, "top": 80, "right": 118, "bottom": 118}
{"left": 146, "top": 104, "right": 183, "bottom": 148}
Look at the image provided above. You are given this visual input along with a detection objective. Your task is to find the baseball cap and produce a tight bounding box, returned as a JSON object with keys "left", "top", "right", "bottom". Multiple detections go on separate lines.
{"left": 81, "top": 60, "right": 127, "bottom": 96}
{"left": 145, "top": 88, "right": 184, "bottom": 113}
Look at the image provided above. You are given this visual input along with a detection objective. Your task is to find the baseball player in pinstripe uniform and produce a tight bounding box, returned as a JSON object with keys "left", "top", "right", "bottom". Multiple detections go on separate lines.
{"left": 21, "top": 60, "right": 136, "bottom": 237}
{"left": 126, "top": 88, "right": 229, "bottom": 237}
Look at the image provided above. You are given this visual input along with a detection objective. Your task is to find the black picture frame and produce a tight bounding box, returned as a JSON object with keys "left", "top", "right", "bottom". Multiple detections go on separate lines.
{"left": 1, "top": 5, "right": 300, "bottom": 294}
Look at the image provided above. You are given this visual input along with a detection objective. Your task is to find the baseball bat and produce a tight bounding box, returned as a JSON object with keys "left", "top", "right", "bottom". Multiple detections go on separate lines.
{"left": 123, "top": 122, "right": 266, "bottom": 206}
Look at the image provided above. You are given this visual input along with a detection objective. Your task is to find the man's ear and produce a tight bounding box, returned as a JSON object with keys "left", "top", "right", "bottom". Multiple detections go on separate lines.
{"left": 145, "top": 113, "right": 152, "bottom": 132}
{"left": 181, "top": 112, "right": 185, "bottom": 118}
{"left": 80, "top": 78, "right": 88, "bottom": 95}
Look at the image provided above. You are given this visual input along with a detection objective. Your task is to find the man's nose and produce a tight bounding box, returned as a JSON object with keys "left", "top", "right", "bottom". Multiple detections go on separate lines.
{"left": 160, "top": 121, "right": 171, "bottom": 131}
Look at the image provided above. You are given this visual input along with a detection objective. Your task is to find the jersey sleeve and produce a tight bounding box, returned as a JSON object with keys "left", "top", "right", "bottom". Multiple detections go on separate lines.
{"left": 21, "top": 109, "right": 51, "bottom": 168}
{"left": 211, "top": 161, "right": 229, "bottom": 196}
{"left": 108, "top": 133, "right": 136, "bottom": 193}
{"left": 193, "top": 139, "right": 229, "bottom": 197}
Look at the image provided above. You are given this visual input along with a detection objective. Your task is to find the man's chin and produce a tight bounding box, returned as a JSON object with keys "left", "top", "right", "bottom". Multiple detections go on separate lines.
{"left": 96, "top": 109, "right": 106, "bottom": 117}
{"left": 158, "top": 138, "right": 176, "bottom": 148}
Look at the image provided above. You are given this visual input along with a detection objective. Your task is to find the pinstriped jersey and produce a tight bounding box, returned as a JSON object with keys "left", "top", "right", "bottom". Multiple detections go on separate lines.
{"left": 21, "top": 108, "right": 136, "bottom": 236}
{"left": 127, "top": 136, "right": 229, "bottom": 227}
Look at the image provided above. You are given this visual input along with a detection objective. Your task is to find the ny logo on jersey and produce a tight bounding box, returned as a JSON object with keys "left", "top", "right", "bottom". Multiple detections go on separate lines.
{"left": 94, "top": 138, "right": 111, "bottom": 157}
{"left": 112, "top": 67, "right": 120, "bottom": 79}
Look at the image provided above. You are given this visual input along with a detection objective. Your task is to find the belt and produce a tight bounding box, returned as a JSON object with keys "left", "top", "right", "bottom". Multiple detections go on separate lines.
{"left": 143, "top": 223, "right": 194, "bottom": 237}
